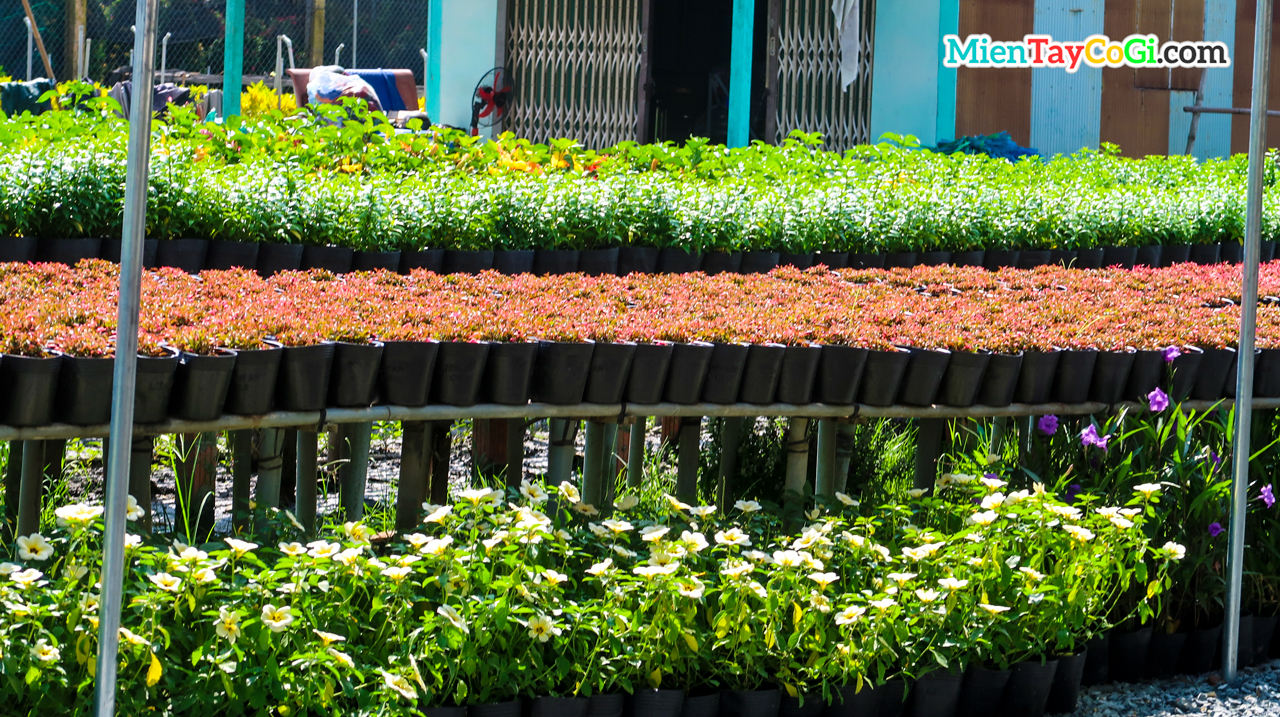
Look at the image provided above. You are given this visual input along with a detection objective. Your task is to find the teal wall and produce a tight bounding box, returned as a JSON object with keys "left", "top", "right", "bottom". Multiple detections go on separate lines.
{"left": 934, "top": 0, "right": 959, "bottom": 143}
{"left": 427, "top": 0, "right": 500, "bottom": 133}
{"left": 870, "top": 0, "right": 941, "bottom": 146}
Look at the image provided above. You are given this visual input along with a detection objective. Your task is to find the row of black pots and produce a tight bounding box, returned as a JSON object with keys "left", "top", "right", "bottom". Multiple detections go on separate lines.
{"left": 1083, "top": 616, "right": 1280, "bottom": 686}
{"left": 8, "top": 237, "right": 1274, "bottom": 277}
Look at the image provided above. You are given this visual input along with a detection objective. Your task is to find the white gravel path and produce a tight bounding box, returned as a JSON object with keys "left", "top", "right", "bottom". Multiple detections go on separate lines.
{"left": 1071, "top": 660, "right": 1280, "bottom": 716}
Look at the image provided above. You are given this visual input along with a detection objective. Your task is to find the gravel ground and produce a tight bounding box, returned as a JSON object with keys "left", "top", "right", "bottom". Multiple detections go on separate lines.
{"left": 1070, "top": 660, "right": 1280, "bottom": 716}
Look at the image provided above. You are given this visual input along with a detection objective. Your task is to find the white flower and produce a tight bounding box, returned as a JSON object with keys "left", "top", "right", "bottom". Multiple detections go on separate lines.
{"left": 634, "top": 563, "right": 680, "bottom": 578}
{"left": 915, "top": 589, "right": 941, "bottom": 603}
{"left": 1110, "top": 515, "right": 1135, "bottom": 529}
{"left": 744, "top": 550, "right": 772, "bottom": 563}
{"left": 520, "top": 480, "right": 550, "bottom": 504}
{"left": 335, "top": 548, "right": 363, "bottom": 567}
{"left": 907, "top": 488, "right": 928, "bottom": 498}
{"left": 571, "top": 502, "right": 600, "bottom": 517}
{"left": 124, "top": 534, "right": 141, "bottom": 549}
{"left": 1063, "top": 525, "right": 1095, "bottom": 542}
{"left": 835, "top": 605, "right": 866, "bottom": 625}
{"left": 224, "top": 538, "right": 258, "bottom": 556}
{"left": 870, "top": 598, "right": 896, "bottom": 610}
{"left": 54, "top": 504, "right": 104, "bottom": 527}
{"left": 734, "top": 500, "right": 762, "bottom": 513}
{"left": 720, "top": 560, "right": 753, "bottom": 578}
{"left": 1047, "top": 505, "right": 1080, "bottom": 520}
{"left": 641, "top": 525, "right": 670, "bottom": 542}
{"left": 342, "top": 522, "right": 373, "bottom": 543}
{"left": 614, "top": 495, "right": 640, "bottom": 511}
{"left": 747, "top": 581, "right": 768, "bottom": 599}
{"left": 10, "top": 568, "right": 43, "bottom": 588}
{"left": 587, "top": 558, "right": 614, "bottom": 576}
{"left": 192, "top": 568, "right": 218, "bottom": 584}
{"left": 588, "top": 523, "right": 609, "bottom": 537}
{"left": 980, "top": 476, "right": 1007, "bottom": 490}
{"left": 178, "top": 546, "right": 209, "bottom": 561}
{"left": 528, "top": 614, "right": 561, "bottom": 642}
{"left": 677, "top": 578, "right": 705, "bottom": 599}
{"left": 681, "top": 531, "right": 710, "bottom": 552}
{"left": 980, "top": 493, "right": 1006, "bottom": 510}
{"left": 215, "top": 607, "right": 241, "bottom": 643}
{"left": 284, "top": 510, "right": 305, "bottom": 531}
{"left": 404, "top": 533, "right": 430, "bottom": 549}
{"left": 457, "top": 487, "right": 495, "bottom": 505}
{"left": 979, "top": 604, "right": 1011, "bottom": 614}
{"left": 808, "top": 572, "right": 839, "bottom": 589}
{"left": 260, "top": 604, "right": 294, "bottom": 632}
{"left": 437, "top": 605, "right": 470, "bottom": 633}
{"left": 308, "top": 541, "right": 341, "bottom": 559}
{"left": 383, "top": 671, "right": 418, "bottom": 700}
{"left": 280, "top": 542, "right": 307, "bottom": 556}
{"left": 1134, "top": 483, "right": 1163, "bottom": 498}
{"left": 119, "top": 627, "right": 150, "bottom": 646}
{"left": 31, "top": 640, "right": 60, "bottom": 663}
{"left": 148, "top": 572, "right": 182, "bottom": 592}
{"left": 382, "top": 566, "right": 413, "bottom": 582}
{"left": 542, "top": 569, "right": 569, "bottom": 587}
{"left": 423, "top": 505, "right": 454, "bottom": 523}
{"left": 950, "top": 474, "right": 978, "bottom": 485}
{"left": 1006, "top": 490, "right": 1032, "bottom": 504}
{"left": 938, "top": 577, "right": 968, "bottom": 590}
{"left": 664, "top": 494, "right": 692, "bottom": 512}
{"left": 16, "top": 534, "right": 53, "bottom": 562}
{"left": 79, "top": 593, "right": 99, "bottom": 611}
{"left": 1096, "top": 506, "right": 1120, "bottom": 517}
{"left": 810, "top": 593, "right": 833, "bottom": 613}
{"left": 218, "top": 660, "right": 238, "bottom": 674}
{"left": 558, "top": 481, "right": 582, "bottom": 503}
{"left": 313, "top": 630, "right": 346, "bottom": 646}
{"left": 1162, "top": 542, "right": 1187, "bottom": 560}
{"left": 886, "top": 572, "right": 917, "bottom": 586}
{"left": 1119, "top": 507, "right": 1142, "bottom": 517}
{"left": 835, "top": 492, "right": 859, "bottom": 507}
{"left": 689, "top": 505, "right": 717, "bottom": 517}
{"left": 969, "top": 511, "right": 998, "bottom": 526}
{"left": 772, "top": 550, "right": 803, "bottom": 568}
{"left": 612, "top": 544, "right": 637, "bottom": 558}
{"left": 422, "top": 536, "right": 454, "bottom": 555}
{"left": 1019, "top": 567, "right": 1045, "bottom": 581}
{"left": 328, "top": 649, "right": 355, "bottom": 669}
{"left": 601, "top": 519, "right": 634, "bottom": 534}
{"left": 715, "top": 527, "right": 751, "bottom": 546}
{"left": 482, "top": 532, "right": 509, "bottom": 550}
{"left": 125, "top": 495, "right": 145, "bottom": 522}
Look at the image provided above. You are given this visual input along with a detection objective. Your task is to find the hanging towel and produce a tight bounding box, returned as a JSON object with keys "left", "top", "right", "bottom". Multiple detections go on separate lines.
{"left": 832, "top": 0, "right": 862, "bottom": 91}
{"left": 349, "top": 69, "right": 406, "bottom": 111}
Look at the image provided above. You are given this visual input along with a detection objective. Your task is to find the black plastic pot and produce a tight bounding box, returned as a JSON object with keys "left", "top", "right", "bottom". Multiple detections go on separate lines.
{"left": 884, "top": 251, "right": 917, "bottom": 268}
{"left": 55, "top": 356, "right": 112, "bottom": 426}
{"left": 625, "top": 342, "right": 675, "bottom": 404}
{"left": 701, "top": 251, "right": 742, "bottom": 275}
{"left": 858, "top": 347, "right": 911, "bottom": 407}
{"left": 777, "top": 344, "right": 822, "bottom": 404}
{"left": 780, "top": 252, "right": 815, "bottom": 269}
{"left": 442, "top": 250, "right": 495, "bottom": 274}
{"left": 483, "top": 341, "right": 538, "bottom": 405}
{"left": 493, "top": 250, "right": 535, "bottom": 275}
{"left": 156, "top": 238, "right": 209, "bottom": 272}
{"left": 952, "top": 250, "right": 985, "bottom": 267}
{"left": 1016, "top": 249, "right": 1051, "bottom": 269}
{"left": 379, "top": 340, "right": 439, "bottom": 407}
{"left": 741, "top": 251, "right": 781, "bottom": 274}
{"left": 532, "top": 341, "right": 596, "bottom": 405}
{"left": 1160, "top": 244, "right": 1192, "bottom": 266}
{"left": 579, "top": 247, "right": 620, "bottom": 276}
{"left": 224, "top": 341, "right": 283, "bottom": 415}
{"left": 302, "top": 245, "right": 354, "bottom": 273}
{"left": 1189, "top": 243, "right": 1221, "bottom": 265}
{"left": 401, "top": 248, "right": 445, "bottom": 273}
{"left": 99, "top": 237, "right": 152, "bottom": 267}
{"left": 919, "top": 250, "right": 952, "bottom": 267}
{"left": 898, "top": 348, "right": 951, "bottom": 406}
{"left": 1081, "top": 632, "right": 1110, "bottom": 686}
{"left": 702, "top": 342, "right": 751, "bottom": 404}
{"left": 938, "top": 350, "right": 990, "bottom": 407}
{"left": 680, "top": 692, "right": 719, "bottom": 717}
{"left": 329, "top": 341, "right": 385, "bottom": 408}
{"left": 829, "top": 680, "right": 906, "bottom": 717}
{"left": 1167, "top": 346, "right": 1204, "bottom": 401}
{"left": 39, "top": 237, "right": 101, "bottom": 265}
{"left": 1075, "top": 248, "right": 1104, "bottom": 269}
{"left": 1221, "top": 241, "right": 1244, "bottom": 263}
{"left": 1014, "top": 350, "right": 1061, "bottom": 405}
{"left": 720, "top": 689, "right": 781, "bottom": 717}
{"left": 1145, "top": 630, "right": 1187, "bottom": 679}
{"left": 984, "top": 249, "right": 1020, "bottom": 270}
{"left": 590, "top": 694, "right": 626, "bottom": 717}
{"left": 1048, "top": 249, "right": 1077, "bottom": 267}
{"left": 1135, "top": 244, "right": 1163, "bottom": 267}
{"left": 1108, "top": 626, "right": 1152, "bottom": 683}
{"left": 1089, "top": 349, "right": 1136, "bottom": 404}
{"left": 170, "top": 349, "right": 238, "bottom": 421}
{"left": 0, "top": 236, "right": 37, "bottom": 262}
{"left": 584, "top": 341, "right": 637, "bottom": 404}
{"left": 135, "top": 348, "right": 180, "bottom": 424}
{"left": 1125, "top": 350, "right": 1163, "bottom": 401}
{"left": 1052, "top": 349, "right": 1098, "bottom": 404}
{"left": 814, "top": 345, "right": 869, "bottom": 405}
{"left": 1101, "top": 246, "right": 1137, "bottom": 269}
{"left": 1177, "top": 624, "right": 1221, "bottom": 675}
{"left": 276, "top": 342, "right": 335, "bottom": 412}
{"left": 1045, "top": 650, "right": 1087, "bottom": 715}
{"left": 956, "top": 665, "right": 1010, "bottom": 717}
{"left": 658, "top": 248, "right": 703, "bottom": 274}
{"left": 433, "top": 341, "right": 490, "bottom": 406}
{"left": 618, "top": 246, "right": 660, "bottom": 274}
{"left": 1238, "top": 614, "right": 1256, "bottom": 668}
{"left": 352, "top": 249, "right": 402, "bottom": 272}
{"left": 632, "top": 689, "right": 685, "bottom": 717}
{"left": 1192, "top": 347, "right": 1236, "bottom": 400}
{"left": 977, "top": 352, "right": 1024, "bottom": 407}
{"left": 1265, "top": 240, "right": 1277, "bottom": 262}
{"left": 1224, "top": 348, "right": 1256, "bottom": 398}
{"left": 256, "top": 242, "right": 304, "bottom": 276}
{"left": 1255, "top": 614, "right": 1278, "bottom": 664}
{"left": 205, "top": 239, "right": 259, "bottom": 270}
{"left": 470, "top": 701, "right": 521, "bottom": 717}
{"left": 814, "top": 251, "right": 849, "bottom": 269}
{"left": 906, "top": 671, "right": 961, "bottom": 717}
{"left": 532, "top": 697, "right": 588, "bottom": 717}
{"left": 995, "top": 659, "right": 1057, "bottom": 717}
{"left": 534, "top": 249, "right": 580, "bottom": 275}
{"left": 663, "top": 341, "right": 715, "bottom": 404}
{"left": 423, "top": 708, "right": 466, "bottom": 717}
{"left": 849, "top": 253, "right": 887, "bottom": 270}
{"left": 740, "top": 343, "right": 787, "bottom": 404}
{"left": 779, "top": 693, "right": 822, "bottom": 717}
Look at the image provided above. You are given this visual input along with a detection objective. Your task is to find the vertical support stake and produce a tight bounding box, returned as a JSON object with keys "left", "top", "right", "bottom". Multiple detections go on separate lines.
{"left": 717, "top": 417, "right": 745, "bottom": 508}
{"left": 339, "top": 421, "right": 373, "bottom": 521}
{"left": 296, "top": 430, "right": 319, "bottom": 535}
{"left": 914, "top": 419, "right": 946, "bottom": 491}
{"left": 231, "top": 430, "right": 253, "bottom": 533}
{"left": 254, "top": 428, "right": 285, "bottom": 513}
{"left": 16, "top": 440, "right": 43, "bottom": 538}
{"left": 627, "top": 417, "right": 647, "bottom": 488}
{"left": 396, "top": 421, "right": 429, "bottom": 532}
{"left": 676, "top": 417, "right": 702, "bottom": 503}
{"left": 815, "top": 419, "right": 838, "bottom": 497}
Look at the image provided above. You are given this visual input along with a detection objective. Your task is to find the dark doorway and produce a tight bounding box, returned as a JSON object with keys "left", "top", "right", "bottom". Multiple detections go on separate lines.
{"left": 648, "top": 0, "right": 769, "bottom": 144}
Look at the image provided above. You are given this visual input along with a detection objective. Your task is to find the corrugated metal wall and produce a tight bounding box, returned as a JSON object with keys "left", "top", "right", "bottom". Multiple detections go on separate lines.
{"left": 1029, "top": 0, "right": 1104, "bottom": 156}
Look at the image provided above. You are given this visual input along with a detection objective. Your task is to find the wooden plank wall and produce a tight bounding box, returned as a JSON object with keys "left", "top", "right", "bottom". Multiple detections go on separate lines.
{"left": 955, "top": 0, "right": 1034, "bottom": 145}
{"left": 1231, "top": 0, "right": 1280, "bottom": 153}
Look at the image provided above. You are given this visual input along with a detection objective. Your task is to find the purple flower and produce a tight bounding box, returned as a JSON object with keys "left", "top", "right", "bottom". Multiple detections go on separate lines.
{"left": 1211, "top": 451, "right": 1222, "bottom": 470}
{"left": 1081, "top": 424, "right": 1111, "bottom": 451}
{"left": 1208, "top": 522, "right": 1225, "bottom": 537}
{"left": 1147, "top": 387, "right": 1169, "bottom": 412}
{"left": 1163, "top": 346, "right": 1182, "bottom": 363}
{"left": 1066, "top": 483, "right": 1083, "bottom": 504}
{"left": 1261, "top": 484, "right": 1276, "bottom": 509}
{"left": 1038, "top": 415, "right": 1059, "bottom": 436}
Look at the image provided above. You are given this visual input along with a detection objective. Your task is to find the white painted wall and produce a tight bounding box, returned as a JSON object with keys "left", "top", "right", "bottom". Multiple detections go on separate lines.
{"left": 427, "top": 0, "right": 500, "bottom": 136}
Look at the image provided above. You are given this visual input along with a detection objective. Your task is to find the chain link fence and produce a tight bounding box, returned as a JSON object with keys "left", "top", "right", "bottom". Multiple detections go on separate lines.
{"left": 1, "top": 0, "right": 428, "bottom": 88}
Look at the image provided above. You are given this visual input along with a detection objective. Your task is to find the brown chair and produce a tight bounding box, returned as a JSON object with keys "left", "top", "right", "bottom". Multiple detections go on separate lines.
{"left": 287, "top": 68, "right": 418, "bottom": 110}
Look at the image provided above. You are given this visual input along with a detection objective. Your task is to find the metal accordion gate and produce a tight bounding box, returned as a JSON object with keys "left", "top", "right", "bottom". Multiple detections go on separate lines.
{"left": 504, "top": 0, "right": 650, "bottom": 148}
{"left": 767, "top": 0, "right": 876, "bottom": 152}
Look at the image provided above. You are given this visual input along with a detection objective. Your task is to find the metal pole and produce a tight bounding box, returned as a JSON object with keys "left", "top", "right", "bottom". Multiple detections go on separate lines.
{"left": 94, "top": 0, "right": 157, "bottom": 711}
{"left": 815, "top": 420, "right": 837, "bottom": 497}
{"left": 335, "top": 43, "right": 345, "bottom": 67}
{"left": 84, "top": 38, "right": 91, "bottom": 79}
{"left": 16, "top": 440, "right": 42, "bottom": 537}
{"left": 676, "top": 417, "right": 702, "bottom": 503}
{"left": 76, "top": 24, "right": 84, "bottom": 77}
{"left": 420, "top": 48, "right": 428, "bottom": 100}
{"left": 339, "top": 421, "right": 372, "bottom": 520}
{"left": 395, "top": 422, "right": 428, "bottom": 532}
{"left": 1225, "top": 0, "right": 1272, "bottom": 683}
{"left": 160, "top": 32, "right": 170, "bottom": 84}
{"left": 627, "top": 417, "right": 646, "bottom": 488}
{"left": 351, "top": 0, "right": 358, "bottom": 68}
{"left": 283, "top": 35, "right": 295, "bottom": 69}
{"left": 24, "top": 17, "right": 33, "bottom": 81}
{"left": 583, "top": 421, "right": 606, "bottom": 506}
{"left": 274, "top": 35, "right": 285, "bottom": 107}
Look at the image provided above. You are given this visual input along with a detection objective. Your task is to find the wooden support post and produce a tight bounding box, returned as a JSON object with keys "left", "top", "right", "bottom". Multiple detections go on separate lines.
{"left": 296, "top": 430, "right": 319, "bottom": 535}
{"left": 989, "top": 416, "right": 1008, "bottom": 463}
{"left": 339, "top": 421, "right": 373, "bottom": 521}
{"left": 429, "top": 420, "right": 453, "bottom": 505}
{"left": 815, "top": 419, "right": 838, "bottom": 498}
{"left": 280, "top": 428, "right": 298, "bottom": 507}
{"left": 254, "top": 428, "right": 285, "bottom": 512}
{"left": 833, "top": 421, "right": 857, "bottom": 493}
{"left": 3, "top": 441, "right": 21, "bottom": 539}
{"left": 506, "top": 418, "right": 525, "bottom": 487}
{"left": 472, "top": 418, "right": 508, "bottom": 481}
{"left": 176, "top": 433, "right": 218, "bottom": 540}
{"left": 676, "top": 417, "right": 702, "bottom": 503}
{"left": 717, "top": 416, "right": 745, "bottom": 508}
{"left": 627, "top": 417, "right": 646, "bottom": 488}
{"left": 17, "top": 440, "right": 43, "bottom": 537}
{"left": 582, "top": 421, "right": 607, "bottom": 507}
{"left": 308, "top": 0, "right": 327, "bottom": 68}
{"left": 231, "top": 429, "right": 253, "bottom": 533}
{"left": 65, "top": 0, "right": 86, "bottom": 78}
{"left": 396, "top": 421, "right": 430, "bottom": 532}
{"left": 660, "top": 416, "right": 682, "bottom": 451}
{"left": 914, "top": 418, "right": 946, "bottom": 491}
{"left": 601, "top": 422, "right": 619, "bottom": 506}
{"left": 783, "top": 417, "right": 811, "bottom": 506}
{"left": 547, "top": 418, "right": 579, "bottom": 487}
{"left": 128, "top": 437, "right": 153, "bottom": 533}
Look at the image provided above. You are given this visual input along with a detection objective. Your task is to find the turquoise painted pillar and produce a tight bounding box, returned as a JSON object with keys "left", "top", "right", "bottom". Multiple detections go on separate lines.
{"left": 935, "top": 0, "right": 959, "bottom": 144}
{"left": 223, "top": 0, "right": 245, "bottom": 116}
{"left": 727, "top": 0, "right": 754, "bottom": 147}
{"left": 426, "top": 0, "right": 443, "bottom": 121}
{"left": 869, "top": 0, "right": 940, "bottom": 145}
